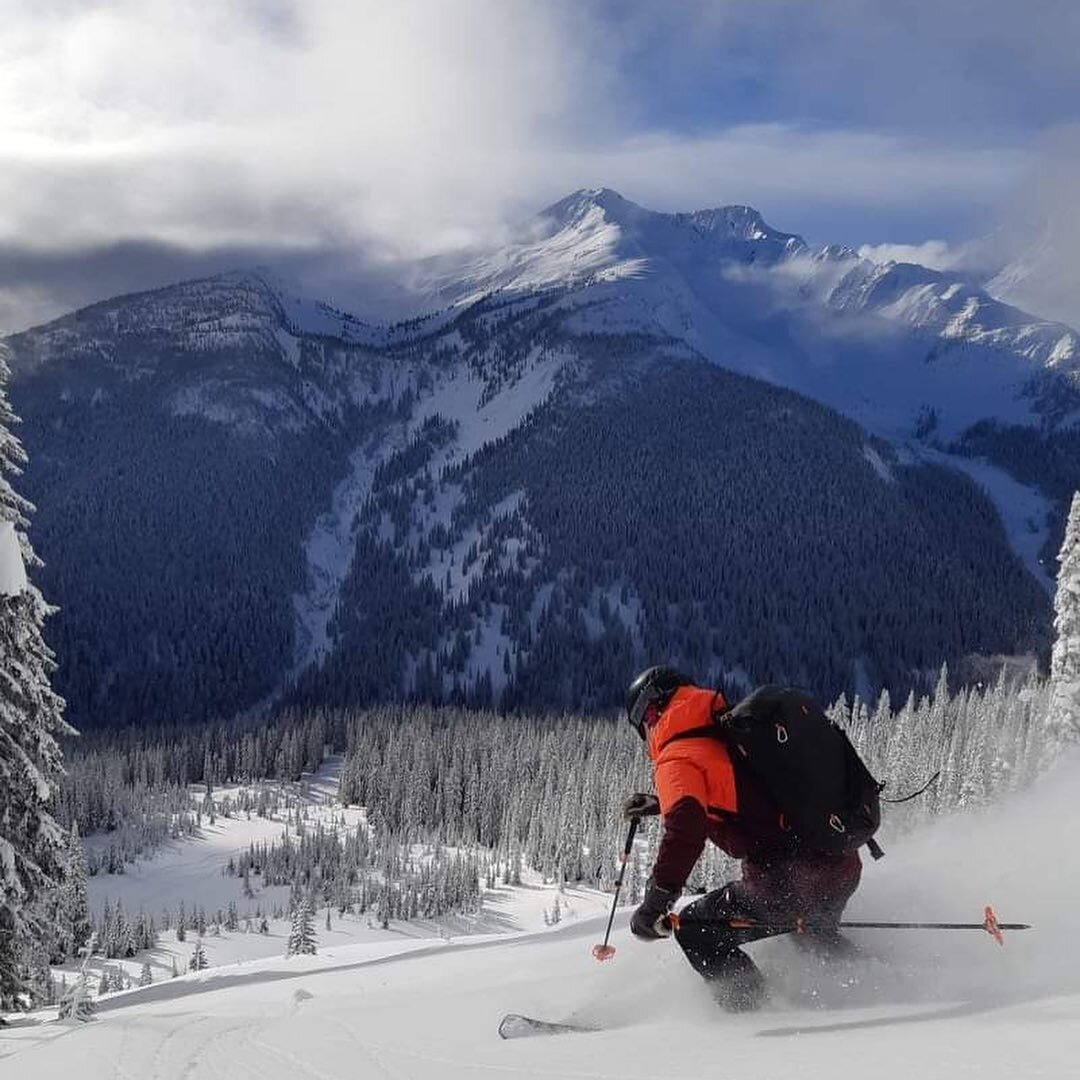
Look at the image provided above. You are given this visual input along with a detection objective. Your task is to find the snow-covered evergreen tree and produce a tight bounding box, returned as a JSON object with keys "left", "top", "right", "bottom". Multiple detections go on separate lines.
{"left": 139, "top": 961, "right": 153, "bottom": 987}
{"left": 549, "top": 895, "right": 561, "bottom": 925}
{"left": 28, "top": 943, "right": 56, "bottom": 1006}
{"left": 57, "top": 938, "right": 95, "bottom": 1023}
{"left": 1048, "top": 491, "right": 1080, "bottom": 752}
{"left": 54, "top": 824, "right": 92, "bottom": 962}
{"left": 189, "top": 937, "right": 208, "bottom": 972}
{"left": 286, "top": 896, "right": 317, "bottom": 956}
{"left": 0, "top": 345, "right": 72, "bottom": 1010}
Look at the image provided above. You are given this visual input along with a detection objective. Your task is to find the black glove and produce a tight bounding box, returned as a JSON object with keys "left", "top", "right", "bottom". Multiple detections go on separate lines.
{"left": 630, "top": 883, "right": 679, "bottom": 941}
{"left": 621, "top": 792, "right": 660, "bottom": 821}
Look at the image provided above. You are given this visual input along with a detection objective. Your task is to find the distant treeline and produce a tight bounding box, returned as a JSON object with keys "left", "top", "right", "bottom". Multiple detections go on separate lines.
{"left": 71, "top": 669, "right": 1061, "bottom": 896}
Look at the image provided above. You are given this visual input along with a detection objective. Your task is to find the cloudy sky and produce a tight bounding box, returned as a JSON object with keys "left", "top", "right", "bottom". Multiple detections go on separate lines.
{"left": 2, "top": 0, "right": 1079, "bottom": 332}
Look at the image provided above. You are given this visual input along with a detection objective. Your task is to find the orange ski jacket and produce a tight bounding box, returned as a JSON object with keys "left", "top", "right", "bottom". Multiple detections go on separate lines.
{"left": 647, "top": 685, "right": 738, "bottom": 818}
{"left": 646, "top": 685, "right": 746, "bottom": 890}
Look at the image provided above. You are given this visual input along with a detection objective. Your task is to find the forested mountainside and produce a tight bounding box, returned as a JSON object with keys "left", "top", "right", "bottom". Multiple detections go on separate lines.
{"left": 6, "top": 190, "right": 1080, "bottom": 728}
{"left": 295, "top": 346, "right": 1047, "bottom": 714}
{"left": 4, "top": 275, "right": 387, "bottom": 727}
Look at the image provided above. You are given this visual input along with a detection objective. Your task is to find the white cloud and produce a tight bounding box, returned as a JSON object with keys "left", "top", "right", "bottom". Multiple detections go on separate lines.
{"left": 0, "top": 282, "right": 64, "bottom": 338}
{"left": 563, "top": 128, "right": 1025, "bottom": 230}
{"left": 982, "top": 126, "right": 1080, "bottom": 329}
{"left": 857, "top": 241, "right": 961, "bottom": 271}
{"left": 0, "top": 1, "right": 607, "bottom": 254}
{"left": 0, "top": 0, "right": 1035, "bottom": 264}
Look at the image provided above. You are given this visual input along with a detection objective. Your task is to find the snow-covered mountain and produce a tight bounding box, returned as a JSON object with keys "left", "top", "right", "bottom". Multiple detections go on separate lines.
{"left": 6, "top": 190, "right": 1080, "bottom": 727}
{"left": 421, "top": 187, "right": 805, "bottom": 302}
{"left": 425, "top": 188, "right": 1080, "bottom": 439}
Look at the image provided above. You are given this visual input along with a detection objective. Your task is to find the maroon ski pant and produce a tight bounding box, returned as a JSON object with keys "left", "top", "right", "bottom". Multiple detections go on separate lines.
{"left": 673, "top": 852, "right": 862, "bottom": 980}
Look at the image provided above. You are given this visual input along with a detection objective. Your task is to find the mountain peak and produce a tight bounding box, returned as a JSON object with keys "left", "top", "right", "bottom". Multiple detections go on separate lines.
{"left": 539, "top": 187, "right": 644, "bottom": 229}
{"left": 538, "top": 189, "right": 803, "bottom": 251}
{"left": 427, "top": 189, "right": 809, "bottom": 306}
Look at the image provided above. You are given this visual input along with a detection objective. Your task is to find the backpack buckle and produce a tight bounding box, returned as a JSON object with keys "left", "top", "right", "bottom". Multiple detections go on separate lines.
{"left": 828, "top": 814, "right": 846, "bottom": 834}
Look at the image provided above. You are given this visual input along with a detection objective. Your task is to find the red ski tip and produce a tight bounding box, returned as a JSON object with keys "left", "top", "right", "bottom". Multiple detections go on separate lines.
{"left": 984, "top": 905, "right": 1004, "bottom": 946}
{"left": 591, "top": 944, "right": 617, "bottom": 962}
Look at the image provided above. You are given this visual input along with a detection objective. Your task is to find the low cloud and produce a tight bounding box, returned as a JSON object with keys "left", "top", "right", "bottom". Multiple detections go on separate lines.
{"left": 0, "top": 240, "right": 423, "bottom": 336}
{"left": 857, "top": 241, "right": 962, "bottom": 271}
{"left": 0, "top": 1, "right": 606, "bottom": 258}
{"left": 980, "top": 126, "right": 1080, "bottom": 329}
{"left": 567, "top": 127, "right": 1024, "bottom": 238}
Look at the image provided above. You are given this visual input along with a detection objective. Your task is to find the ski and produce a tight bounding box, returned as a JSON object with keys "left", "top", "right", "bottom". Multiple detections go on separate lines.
{"left": 498, "top": 1013, "right": 596, "bottom": 1039}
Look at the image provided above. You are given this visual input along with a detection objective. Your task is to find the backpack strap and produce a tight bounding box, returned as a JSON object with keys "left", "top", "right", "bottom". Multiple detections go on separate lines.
{"left": 660, "top": 723, "right": 722, "bottom": 749}
{"left": 654, "top": 688, "right": 729, "bottom": 752}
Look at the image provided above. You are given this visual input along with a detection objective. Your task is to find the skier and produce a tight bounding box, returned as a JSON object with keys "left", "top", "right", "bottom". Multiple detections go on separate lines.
{"left": 623, "top": 666, "right": 866, "bottom": 1011}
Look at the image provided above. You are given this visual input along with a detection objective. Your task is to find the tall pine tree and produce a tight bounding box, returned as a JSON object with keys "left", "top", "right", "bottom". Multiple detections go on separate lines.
{"left": 189, "top": 936, "right": 209, "bottom": 972}
{"left": 57, "top": 939, "right": 96, "bottom": 1023}
{"left": 0, "top": 345, "right": 72, "bottom": 1010}
{"left": 54, "top": 824, "right": 91, "bottom": 962}
{"left": 286, "top": 896, "right": 317, "bottom": 956}
{"left": 1048, "top": 491, "right": 1080, "bottom": 752}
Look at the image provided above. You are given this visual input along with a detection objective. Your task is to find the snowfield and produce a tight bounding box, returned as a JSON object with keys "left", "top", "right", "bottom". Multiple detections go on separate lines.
{"left": 4, "top": 755, "right": 1078, "bottom": 1080}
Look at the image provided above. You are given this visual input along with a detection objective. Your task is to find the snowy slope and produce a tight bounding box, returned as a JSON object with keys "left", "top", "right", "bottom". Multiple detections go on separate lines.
{"left": 8, "top": 754, "right": 1079, "bottom": 1080}
{"left": 74, "top": 757, "right": 615, "bottom": 985}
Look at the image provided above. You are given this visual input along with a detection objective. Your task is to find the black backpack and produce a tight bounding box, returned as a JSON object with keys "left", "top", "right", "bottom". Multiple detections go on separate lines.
{"left": 714, "top": 685, "right": 884, "bottom": 859}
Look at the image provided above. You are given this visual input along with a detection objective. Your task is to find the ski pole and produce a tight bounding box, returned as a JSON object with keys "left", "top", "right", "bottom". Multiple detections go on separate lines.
{"left": 591, "top": 817, "right": 639, "bottom": 962}
{"left": 670, "top": 906, "right": 1029, "bottom": 945}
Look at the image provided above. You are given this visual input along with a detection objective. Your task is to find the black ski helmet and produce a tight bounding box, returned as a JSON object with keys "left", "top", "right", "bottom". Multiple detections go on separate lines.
{"left": 625, "top": 666, "right": 691, "bottom": 740}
